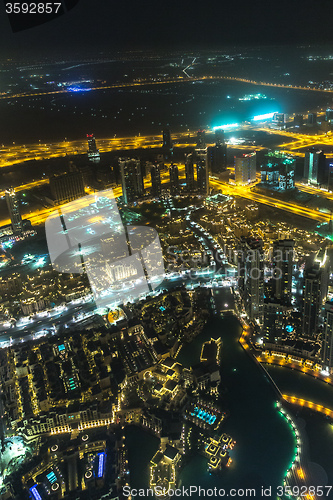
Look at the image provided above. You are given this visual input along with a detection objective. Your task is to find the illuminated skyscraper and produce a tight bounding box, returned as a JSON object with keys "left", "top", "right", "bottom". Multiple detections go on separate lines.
{"left": 239, "top": 238, "right": 264, "bottom": 322}
{"left": 322, "top": 302, "right": 333, "bottom": 374}
{"left": 119, "top": 158, "right": 144, "bottom": 205}
{"left": 195, "top": 148, "right": 209, "bottom": 195}
{"left": 151, "top": 164, "right": 162, "bottom": 197}
{"left": 196, "top": 130, "right": 206, "bottom": 148}
{"left": 87, "top": 134, "right": 100, "bottom": 162}
{"left": 185, "top": 153, "right": 195, "bottom": 192}
{"left": 49, "top": 169, "right": 85, "bottom": 204}
{"left": 162, "top": 128, "right": 173, "bottom": 160}
{"left": 163, "top": 129, "right": 172, "bottom": 149}
{"left": 234, "top": 153, "right": 256, "bottom": 185}
{"left": 209, "top": 144, "right": 227, "bottom": 174}
{"left": 307, "top": 113, "right": 317, "bottom": 126}
{"left": 260, "top": 152, "right": 295, "bottom": 191}
{"left": 215, "top": 128, "right": 225, "bottom": 146}
{"left": 302, "top": 251, "right": 329, "bottom": 337}
{"left": 304, "top": 148, "right": 327, "bottom": 186}
{"left": 5, "top": 188, "right": 23, "bottom": 234}
{"left": 272, "top": 239, "right": 294, "bottom": 302}
{"left": 169, "top": 164, "right": 179, "bottom": 196}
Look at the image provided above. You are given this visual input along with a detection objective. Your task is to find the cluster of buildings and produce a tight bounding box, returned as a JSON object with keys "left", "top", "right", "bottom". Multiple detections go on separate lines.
{"left": 120, "top": 128, "right": 227, "bottom": 204}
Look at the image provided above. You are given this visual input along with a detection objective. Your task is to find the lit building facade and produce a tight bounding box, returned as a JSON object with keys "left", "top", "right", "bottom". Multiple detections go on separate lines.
{"left": 169, "top": 164, "right": 180, "bottom": 196}
{"left": 302, "top": 251, "right": 329, "bottom": 337}
{"left": 5, "top": 188, "right": 23, "bottom": 234}
{"left": 151, "top": 164, "right": 162, "bottom": 197}
{"left": 304, "top": 148, "right": 327, "bottom": 187}
{"left": 185, "top": 153, "right": 195, "bottom": 192}
{"left": 119, "top": 158, "right": 144, "bottom": 204}
{"left": 238, "top": 238, "right": 264, "bottom": 322}
{"left": 272, "top": 238, "right": 294, "bottom": 302}
{"left": 322, "top": 302, "right": 333, "bottom": 373}
{"left": 49, "top": 170, "right": 85, "bottom": 204}
{"left": 87, "top": 134, "right": 100, "bottom": 162}
{"left": 195, "top": 148, "right": 209, "bottom": 195}
{"left": 234, "top": 153, "right": 256, "bottom": 185}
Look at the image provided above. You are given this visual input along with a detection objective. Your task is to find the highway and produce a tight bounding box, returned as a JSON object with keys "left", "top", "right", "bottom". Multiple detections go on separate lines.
{"left": 210, "top": 179, "right": 331, "bottom": 223}
{"left": 2, "top": 74, "right": 333, "bottom": 103}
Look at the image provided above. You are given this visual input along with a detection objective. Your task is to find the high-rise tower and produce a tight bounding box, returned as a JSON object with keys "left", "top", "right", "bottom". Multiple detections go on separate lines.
{"left": 238, "top": 238, "right": 264, "bottom": 322}
{"left": 196, "top": 130, "right": 206, "bottom": 149}
{"left": 120, "top": 158, "right": 144, "bottom": 205}
{"left": 302, "top": 250, "right": 329, "bottom": 337}
{"left": 322, "top": 302, "right": 333, "bottom": 374}
{"left": 5, "top": 189, "right": 23, "bottom": 234}
{"left": 304, "top": 148, "right": 327, "bottom": 187}
{"left": 272, "top": 238, "right": 294, "bottom": 302}
{"left": 195, "top": 148, "right": 209, "bottom": 195}
{"left": 169, "top": 164, "right": 180, "bottom": 196}
{"left": 151, "top": 164, "right": 162, "bottom": 197}
{"left": 87, "top": 134, "right": 100, "bottom": 162}
{"left": 185, "top": 153, "right": 195, "bottom": 192}
{"left": 234, "top": 153, "right": 256, "bottom": 185}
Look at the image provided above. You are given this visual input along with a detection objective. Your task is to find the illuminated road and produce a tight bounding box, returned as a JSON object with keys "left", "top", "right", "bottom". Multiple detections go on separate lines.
{"left": 253, "top": 126, "right": 333, "bottom": 154}
{"left": 1, "top": 168, "right": 330, "bottom": 228}
{"left": 2, "top": 74, "right": 333, "bottom": 102}
{"left": 0, "top": 133, "right": 199, "bottom": 168}
{"left": 210, "top": 179, "right": 331, "bottom": 222}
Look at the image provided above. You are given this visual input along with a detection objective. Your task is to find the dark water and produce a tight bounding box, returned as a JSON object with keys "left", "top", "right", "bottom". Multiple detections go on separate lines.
{"left": 1, "top": 80, "right": 331, "bottom": 144}
{"left": 266, "top": 365, "right": 333, "bottom": 488}
{"left": 125, "top": 313, "right": 296, "bottom": 498}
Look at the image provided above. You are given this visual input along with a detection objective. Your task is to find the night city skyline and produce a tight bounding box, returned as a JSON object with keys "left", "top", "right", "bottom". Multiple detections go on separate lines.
{"left": 2, "top": 2, "right": 333, "bottom": 500}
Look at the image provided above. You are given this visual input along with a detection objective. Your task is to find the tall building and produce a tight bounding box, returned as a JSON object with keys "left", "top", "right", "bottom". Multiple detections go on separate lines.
{"left": 322, "top": 302, "right": 333, "bottom": 374}
{"left": 293, "top": 114, "right": 303, "bottom": 127}
{"left": 215, "top": 128, "right": 225, "bottom": 146}
{"left": 307, "top": 113, "right": 317, "bottom": 126}
{"left": 87, "top": 134, "right": 100, "bottom": 162}
{"left": 302, "top": 251, "right": 329, "bottom": 337}
{"left": 208, "top": 131, "right": 227, "bottom": 174}
{"left": 196, "top": 130, "right": 206, "bottom": 148}
{"left": 163, "top": 128, "right": 173, "bottom": 149}
{"left": 260, "top": 152, "right": 295, "bottom": 191}
{"left": 185, "top": 153, "right": 195, "bottom": 192}
{"left": 263, "top": 301, "right": 293, "bottom": 343}
{"left": 238, "top": 238, "right": 264, "bottom": 322}
{"left": 119, "top": 158, "right": 144, "bottom": 205}
{"left": 49, "top": 169, "right": 85, "bottom": 205}
{"left": 234, "top": 153, "right": 256, "bottom": 185}
{"left": 5, "top": 188, "right": 23, "bottom": 234}
{"left": 272, "top": 239, "right": 294, "bottom": 302}
{"left": 195, "top": 148, "right": 209, "bottom": 195}
{"left": 151, "top": 164, "right": 162, "bottom": 197}
{"left": 169, "top": 164, "right": 180, "bottom": 196}
{"left": 304, "top": 148, "right": 328, "bottom": 186}
{"left": 326, "top": 109, "right": 333, "bottom": 122}
{"left": 162, "top": 129, "right": 173, "bottom": 160}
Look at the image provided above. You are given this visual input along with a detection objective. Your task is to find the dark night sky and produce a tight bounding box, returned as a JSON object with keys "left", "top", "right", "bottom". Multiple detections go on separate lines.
{"left": 1, "top": 0, "right": 333, "bottom": 57}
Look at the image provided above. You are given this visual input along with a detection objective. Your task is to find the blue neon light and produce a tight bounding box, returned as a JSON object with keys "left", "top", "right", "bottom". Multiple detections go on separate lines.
{"left": 68, "top": 87, "right": 91, "bottom": 92}
{"left": 46, "top": 471, "right": 57, "bottom": 484}
{"left": 252, "top": 112, "right": 278, "bottom": 121}
{"left": 30, "top": 486, "right": 42, "bottom": 500}
{"left": 213, "top": 123, "right": 239, "bottom": 131}
{"left": 191, "top": 406, "right": 216, "bottom": 425}
{"left": 58, "top": 344, "right": 65, "bottom": 351}
{"left": 97, "top": 452, "right": 105, "bottom": 478}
